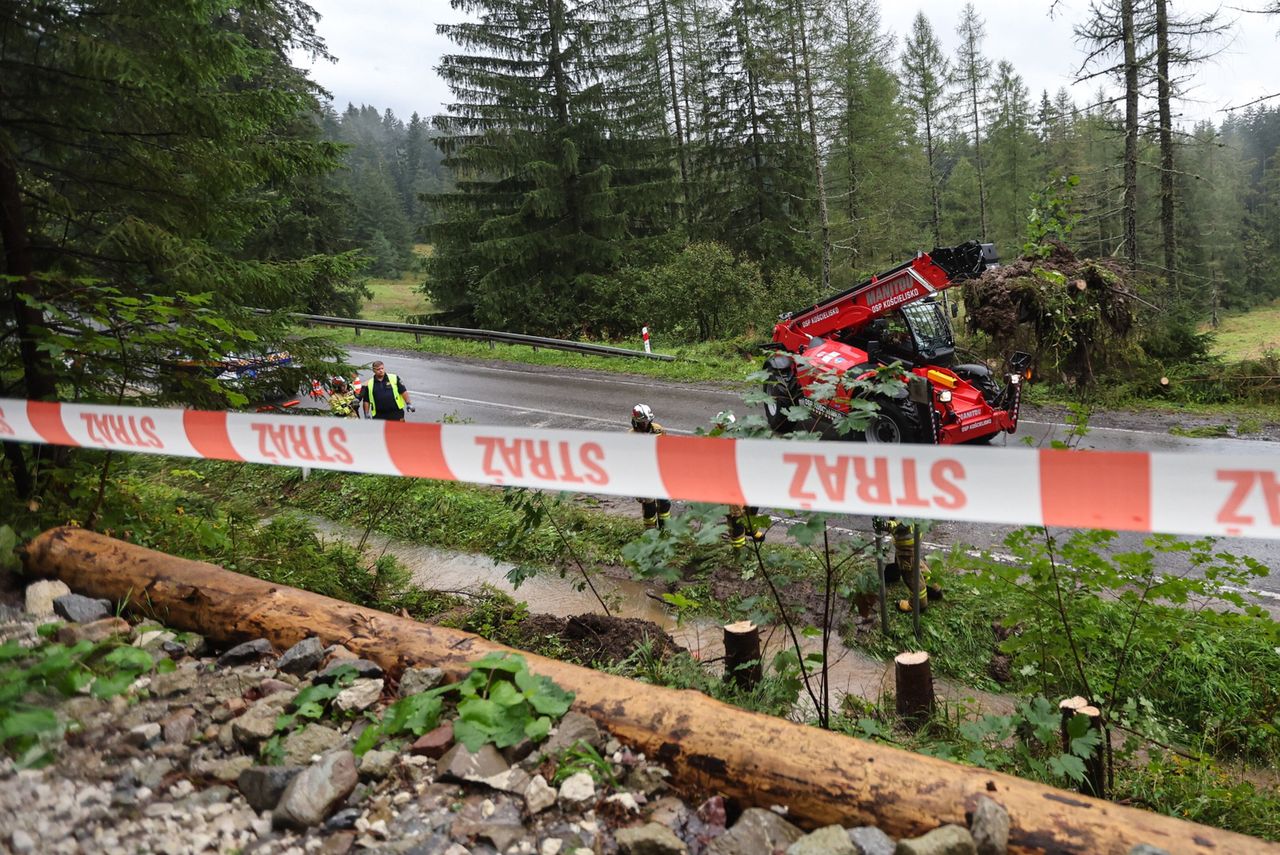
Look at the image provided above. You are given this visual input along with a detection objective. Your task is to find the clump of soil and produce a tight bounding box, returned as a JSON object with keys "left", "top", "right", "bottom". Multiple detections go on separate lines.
{"left": 509, "top": 612, "right": 683, "bottom": 668}
{"left": 963, "top": 240, "right": 1142, "bottom": 385}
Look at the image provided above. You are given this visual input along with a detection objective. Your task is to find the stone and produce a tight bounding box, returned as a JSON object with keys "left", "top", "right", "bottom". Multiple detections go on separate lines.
{"left": 133, "top": 629, "right": 177, "bottom": 651}
{"left": 199, "top": 755, "right": 254, "bottom": 783}
{"left": 276, "top": 637, "right": 325, "bottom": 675}
{"left": 615, "top": 822, "right": 689, "bottom": 855}
{"left": 706, "top": 808, "right": 804, "bottom": 855}
{"left": 232, "top": 692, "right": 295, "bottom": 746}
{"left": 257, "top": 678, "right": 293, "bottom": 698}
{"left": 125, "top": 723, "right": 162, "bottom": 749}
{"left": 216, "top": 638, "right": 275, "bottom": 667}
{"left": 152, "top": 667, "right": 200, "bottom": 697}
{"left": 437, "top": 742, "right": 510, "bottom": 783}
{"left": 849, "top": 826, "right": 896, "bottom": 855}
{"left": 408, "top": 722, "right": 454, "bottom": 758}
{"left": 326, "top": 808, "right": 362, "bottom": 831}
{"left": 52, "top": 593, "right": 112, "bottom": 623}
{"left": 55, "top": 616, "right": 131, "bottom": 645}
{"left": 315, "top": 658, "right": 383, "bottom": 684}
{"left": 237, "top": 765, "right": 304, "bottom": 812}
{"left": 557, "top": 771, "right": 596, "bottom": 807}
{"left": 274, "top": 750, "right": 359, "bottom": 829}
{"left": 524, "top": 774, "right": 556, "bottom": 814}
{"left": 542, "top": 711, "right": 603, "bottom": 756}
{"left": 894, "top": 825, "right": 977, "bottom": 855}
{"left": 356, "top": 748, "right": 395, "bottom": 779}
{"left": 480, "top": 767, "right": 532, "bottom": 797}
{"left": 969, "top": 797, "right": 1009, "bottom": 855}
{"left": 282, "top": 723, "right": 347, "bottom": 766}
{"left": 333, "top": 678, "right": 383, "bottom": 712}
{"left": 789, "top": 825, "right": 855, "bottom": 855}
{"left": 10, "top": 828, "right": 36, "bottom": 854}
{"left": 1128, "top": 847, "right": 1171, "bottom": 855}
{"left": 24, "top": 580, "right": 71, "bottom": 616}
{"left": 625, "top": 764, "right": 671, "bottom": 795}
{"left": 399, "top": 666, "right": 444, "bottom": 697}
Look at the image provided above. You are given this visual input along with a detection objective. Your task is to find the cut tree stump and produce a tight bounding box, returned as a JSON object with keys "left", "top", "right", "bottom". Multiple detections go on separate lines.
{"left": 1059, "top": 697, "right": 1107, "bottom": 800}
{"left": 722, "top": 620, "right": 762, "bottom": 691}
{"left": 22, "top": 527, "right": 1277, "bottom": 855}
{"left": 894, "top": 651, "right": 935, "bottom": 727}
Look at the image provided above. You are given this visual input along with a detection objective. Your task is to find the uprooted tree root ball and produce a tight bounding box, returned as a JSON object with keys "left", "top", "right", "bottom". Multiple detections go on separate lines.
{"left": 962, "top": 241, "right": 1144, "bottom": 385}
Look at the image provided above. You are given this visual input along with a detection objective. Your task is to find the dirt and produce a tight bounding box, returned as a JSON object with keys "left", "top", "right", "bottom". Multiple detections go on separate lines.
{"left": 509, "top": 612, "right": 683, "bottom": 668}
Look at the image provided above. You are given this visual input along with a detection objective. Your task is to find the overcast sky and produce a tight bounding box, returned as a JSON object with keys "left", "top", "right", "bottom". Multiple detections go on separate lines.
{"left": 296, "top": 1, "right": 1279, "bottom": 127}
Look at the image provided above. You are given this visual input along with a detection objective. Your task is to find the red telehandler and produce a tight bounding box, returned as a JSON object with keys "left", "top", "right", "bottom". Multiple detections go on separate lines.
{"left": 761, "top": 241, "right": 1031, "bottom": 444}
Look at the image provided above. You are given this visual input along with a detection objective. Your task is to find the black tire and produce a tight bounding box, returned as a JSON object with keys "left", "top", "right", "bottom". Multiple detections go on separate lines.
{"left": 954, "top": 364, "right": 1001, "bottom": 405}
{"left": 964, "top": 430, "right": 997, "bottom": 445}
{"left": 862, "top": 399, "right": 925, "bottom": 444}
{"left": 763, "top": 378, "right": 796, "bottom": 433}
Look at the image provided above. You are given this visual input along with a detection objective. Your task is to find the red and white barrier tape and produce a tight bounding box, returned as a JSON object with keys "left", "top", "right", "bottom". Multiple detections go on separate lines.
{"left": 2, "top": 398, "right": 1278, "bottom": 540}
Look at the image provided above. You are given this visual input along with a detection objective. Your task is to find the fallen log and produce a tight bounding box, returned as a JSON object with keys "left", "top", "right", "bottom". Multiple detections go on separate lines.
{"left": 23, "top": 527, "right": 1276, "bottom": 855}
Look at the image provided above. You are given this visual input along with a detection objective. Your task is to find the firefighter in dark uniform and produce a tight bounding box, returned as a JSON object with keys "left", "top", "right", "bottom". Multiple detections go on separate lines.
{"left": 630, "top": 404, "right": 671, "bottom": 530}
{"left": 710, "top": 412, "right": 766, "bottom": 549}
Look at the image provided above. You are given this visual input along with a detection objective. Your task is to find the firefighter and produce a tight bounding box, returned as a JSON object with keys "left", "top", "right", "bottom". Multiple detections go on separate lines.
{"left": 327, "top": 377, "right": 358, "bottom": 418}
{"left": 709, "top": 412, "right": 766, "bottom": 549}
{"left": 630, "top": 404, "right": 671, "bottom": 530}
{"left": 878, "top": 518, "right": 943, "bottom": 612}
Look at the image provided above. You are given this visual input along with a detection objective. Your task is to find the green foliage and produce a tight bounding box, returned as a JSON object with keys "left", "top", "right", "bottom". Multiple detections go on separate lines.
{"left": 451, "top": 653, "right": 574, "bottom": 751}
{"left": 551, "top": 740, "right": 617, "bottom": 787}
{"left": 0, "top": 632, "right": 168, "bottom": 768}
{"left": 1024, "top": 175, "right": 1081, "bottom": 256}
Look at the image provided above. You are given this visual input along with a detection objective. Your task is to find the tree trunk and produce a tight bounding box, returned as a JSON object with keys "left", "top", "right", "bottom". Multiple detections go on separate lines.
{"left": 723, "top": 620, "right": 763, "bottom": 690}
{"left": 794, "top": 0, "right": 832, "bottom": 291}
{"left": 894, "top": 650, "right": 935, "bottom": 727}
{"left": 657, "top": 0, "right": 690, "bottom": 214}
{"left": 1155, "top": 0, "right": 1176, "bottom": 288}
{"left": 21, "top": 527, "right": 1273, "bottom": 854}
{"left": 971, "top": 78, "right": 988, "bottom": 240}
{"left": 1122, "top": 0, "right": 1139, "bottom": 270}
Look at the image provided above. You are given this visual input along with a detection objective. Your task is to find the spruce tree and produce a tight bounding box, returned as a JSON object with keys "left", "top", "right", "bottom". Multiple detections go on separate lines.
{"left": 428, "top": 0, "right": 676, "bottom": 335}
{"left": 901, "top": 12, "right": 952, "bottom": 246}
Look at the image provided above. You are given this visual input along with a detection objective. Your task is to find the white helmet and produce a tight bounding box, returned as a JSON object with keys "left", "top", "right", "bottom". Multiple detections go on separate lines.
{"left": 631, "top": 403, "right": 654, "bottom": 430}
{"left": 715, "top": 411, "right": 736, "bottom": 426}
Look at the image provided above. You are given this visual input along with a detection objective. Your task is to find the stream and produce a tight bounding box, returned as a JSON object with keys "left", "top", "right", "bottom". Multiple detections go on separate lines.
{"left": 303, "top": 515, "right": 1014, "bottom": 717}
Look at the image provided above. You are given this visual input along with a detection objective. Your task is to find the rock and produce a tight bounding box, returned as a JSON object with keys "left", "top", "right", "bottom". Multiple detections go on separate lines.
{"left": 133, "top": 629, "right": 176, "bottom": 651}
{"left": 480, "top": 767, "right": 532, "bottom": 797}
{"left": 408, "top": 722, "right": 454, "bottom": 758}
{"left": 399, "top": 665, "right": 444, "bottom": 697}
{"left": 894, "top": 825, "right": 977, "bottom": 855}
{"left": 274, "top": 750, "right": 359, "bottom": 829}
{"left": 196, "top": 755, "right": 255, "bottom": 783}
{"left": 706, "top": 808, "right": 804, "bottom": 855}
{"left": 789, "top": 825, "right": 855, "bottom": 855}
{"left": 52, "top": 593, "right": 112, "bottom": 623}
{"left": 542, "top": 711, "right": 603, "bottom": 756}
{"left": 333, "top": 678, "right": 383, "bottom": 712}
{"left": 849, "top": 826, "right": 896, "bottom": 855}
{"left": 125, "top": 723, "right": 162, "bottom": 749}
{"left": 216, "top": 638, "right": 275, "bottom": 667}
{"left": 10, "top": 828, "right": 36, "bottom": 854}
{"left": 24, "top": 580, "right": 71, "bottom": 617}
{"left": 55, "top": 616, "right": 130, "bottom": 645}
{"left": 557, "top": 771, "right": 596, "bottom": 807}
{"left": 232, "top": 692, "right": 295, "bottom": 746}
{"left": 257, "top": 678, "right": 293, "bottom": 698}
{"left": 615, "top": 822, "right": 689, "bottom": 855}
{"left": 177, "top": 632, "right": 206, "bottom": 656}
{"left": 969, "top": 797, "right": 1009, "bottom": 855}
{"left": 359, "top": 749, "right": 397, "bottom": 779}
{"left": 524, "top": 774, "right": 556, "bottom": 814}
{"left": 160, "top": 640, "right": 188, "bottom": 659}
{"left": 1128, "top": 847, "right": 1171, "bottom": 855}
{"left": 277, "top": 637, "right": 325, "bottom": 675}
{"left": 282, "top": 723, "right": 347, "bottom": 766}
{"left": 625, "top": 764, "right": 671, "bottom": 795}
{"left": 152, "top": 666, "right": 200, "bottom": 697}
{"left": 315, "top": 658, "right": 383, "bottom": 684}
{"left": 326, "top": 808, "right": 362, "bottom": 831}
{"left": 437, "top": 742, "right": 510, "bottom": 783}
{"left": 606, "top": 792, "right": 641, "bottom": 813}
{"left": 237, "top": 765, "right": 304, "bottom": 812}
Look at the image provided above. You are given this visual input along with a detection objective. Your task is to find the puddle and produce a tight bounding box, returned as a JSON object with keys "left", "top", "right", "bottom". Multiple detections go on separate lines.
{"left": 304, "top": 515, "right": 1013, "bottom": 716}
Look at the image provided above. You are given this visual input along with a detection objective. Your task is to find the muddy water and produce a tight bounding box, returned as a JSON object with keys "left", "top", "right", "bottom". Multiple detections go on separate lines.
{"left": 305, "top": 516, "right": 1013, "bottom": 715}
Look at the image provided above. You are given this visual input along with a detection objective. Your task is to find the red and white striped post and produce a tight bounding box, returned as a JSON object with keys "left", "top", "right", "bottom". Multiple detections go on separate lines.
{"left": 642, "top": 325, "right": 651, "bottom": 354}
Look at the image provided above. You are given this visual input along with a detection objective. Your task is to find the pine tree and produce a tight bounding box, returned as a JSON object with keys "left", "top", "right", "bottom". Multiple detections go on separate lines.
{"left": 429, "top": 0, "right": 676, "bottom": 335}
{"left": 901, "top": 12, "right": 952, "bottom": 246}
{"left": 984, "top": 61, "right": 1040, "bottom": 251}
{"left": 954, "top": 3, "right": 991, "bottom": 239}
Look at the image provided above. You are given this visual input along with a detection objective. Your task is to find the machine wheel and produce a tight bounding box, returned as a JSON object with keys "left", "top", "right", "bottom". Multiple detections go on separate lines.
{"left": 964, "top": 431, "right": 997, "bottom": 445}
{"left": 954, "top": 364, "right": 1001, "bottom": 405}
{"left": 763, "top": 378, "right": 797, "bottom": 433}
{"left": 862, "top": 400, "right": 924, "bottom": 445}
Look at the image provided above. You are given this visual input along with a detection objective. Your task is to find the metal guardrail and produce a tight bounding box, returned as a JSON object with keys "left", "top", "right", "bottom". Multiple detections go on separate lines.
{"left": 272, "top": 311, "right": 675, "bottom": 362}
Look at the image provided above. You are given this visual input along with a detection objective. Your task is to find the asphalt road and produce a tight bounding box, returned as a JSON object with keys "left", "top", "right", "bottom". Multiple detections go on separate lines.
{"left": 349, "top": 347, "right": 1280, "bottom": 602}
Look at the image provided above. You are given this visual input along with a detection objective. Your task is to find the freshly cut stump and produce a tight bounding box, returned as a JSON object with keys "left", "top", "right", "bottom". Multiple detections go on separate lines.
{"left": 722, "top": 621, "right": 762, "bottom": 690}
{"left": 894, "top": 651, "right": 935, "bottom": 727}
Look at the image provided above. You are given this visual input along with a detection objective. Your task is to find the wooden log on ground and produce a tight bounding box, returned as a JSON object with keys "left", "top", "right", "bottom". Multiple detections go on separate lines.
{"left": 23, "top": 527, "right": 1277, "bottom": 855}
{"left": 722, "top": 620, "right": 762, "bottom": 691}
{"left": 894, "top": 651, "right": 935, "bottom": 727}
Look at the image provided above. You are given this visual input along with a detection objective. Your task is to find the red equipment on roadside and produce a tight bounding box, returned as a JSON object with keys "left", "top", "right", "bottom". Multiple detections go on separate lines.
{"left": 762, "top": 241, "right": 1031, "bottom": 445}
